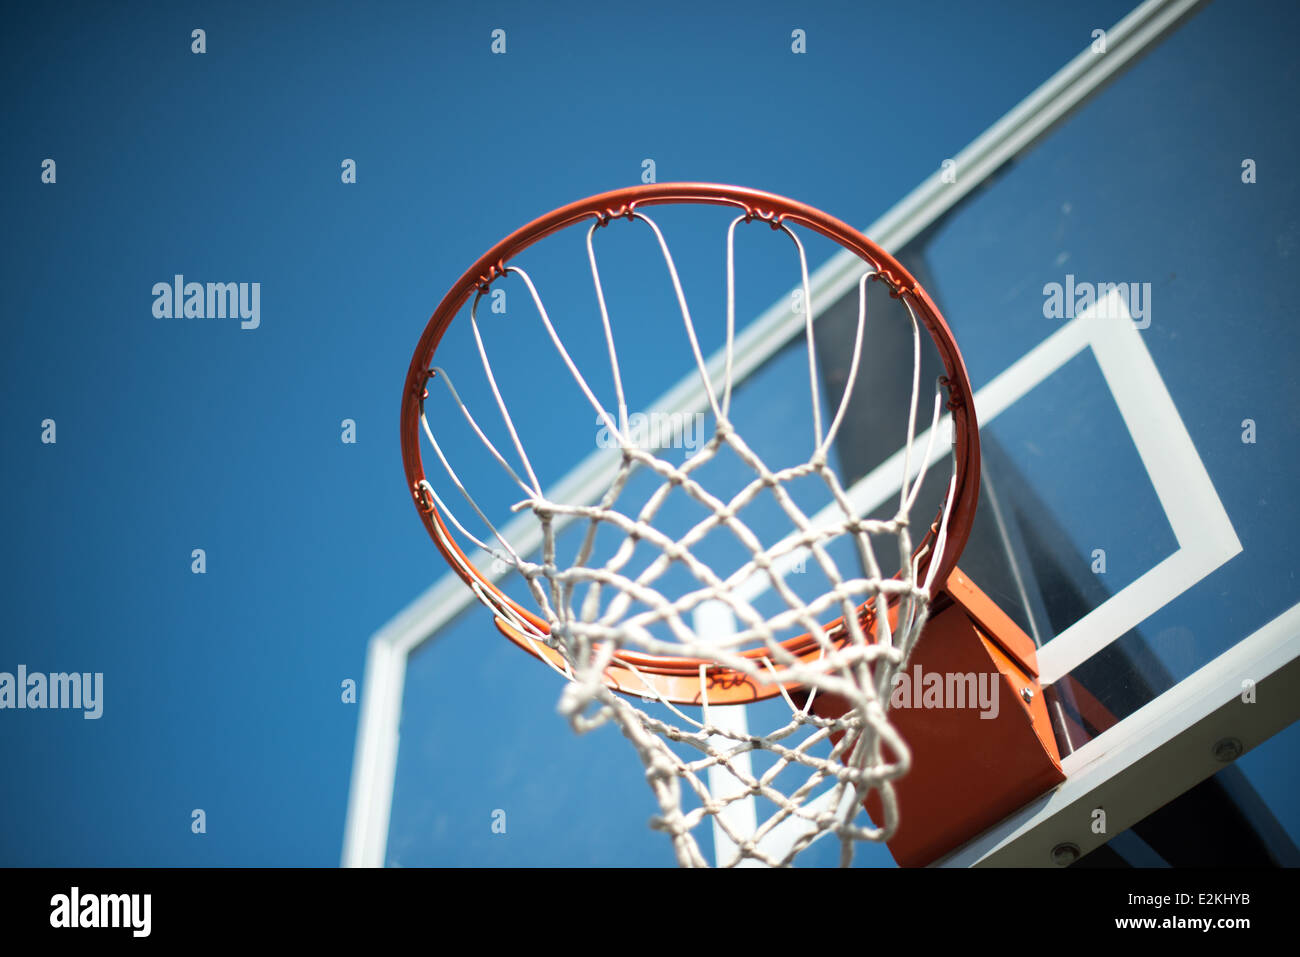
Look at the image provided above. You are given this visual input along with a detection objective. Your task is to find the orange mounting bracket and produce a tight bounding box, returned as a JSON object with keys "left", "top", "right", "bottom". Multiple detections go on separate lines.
{"left": 811, "top": 566, "right": 1067, "bottom": 867}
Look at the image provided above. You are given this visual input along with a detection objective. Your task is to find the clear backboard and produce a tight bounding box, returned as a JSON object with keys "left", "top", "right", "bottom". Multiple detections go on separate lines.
{"left": 346, "top": 0, "right": 1300, "bottom": 867}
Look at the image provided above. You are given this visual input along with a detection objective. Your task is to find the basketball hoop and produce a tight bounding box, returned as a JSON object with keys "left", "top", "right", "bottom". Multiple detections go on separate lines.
{"left": 401, "top": 183, "right": 981, "bottom": 865}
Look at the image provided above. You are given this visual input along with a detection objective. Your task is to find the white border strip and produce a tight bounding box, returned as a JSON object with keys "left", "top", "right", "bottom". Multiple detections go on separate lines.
{"left": 936, "top": 601, "right": 1300, "bottom": 866}
{"left": 743, "top": 290, "right": 1241, "bottom": 682}
{"left": 340, "top": 618, "right": 409, "bottom": 868}
{"left": 692, "top": 602, "right": 761, "bottom": 867}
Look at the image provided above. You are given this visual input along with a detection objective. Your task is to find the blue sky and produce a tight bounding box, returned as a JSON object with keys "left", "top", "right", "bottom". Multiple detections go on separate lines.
{"left": 2, "top": 0, "right": 1218, "bottom": 866}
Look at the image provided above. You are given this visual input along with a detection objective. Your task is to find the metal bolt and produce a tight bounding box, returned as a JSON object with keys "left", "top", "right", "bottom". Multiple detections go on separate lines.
{"left": 1021, "top": 687, "right": 1034, "bottom": 703}
{"left": 1050, "top": 842, "right": 1081, "bottom": 866}
{"left": 1213, "top": 737, "right": 1243, "bottom": 762}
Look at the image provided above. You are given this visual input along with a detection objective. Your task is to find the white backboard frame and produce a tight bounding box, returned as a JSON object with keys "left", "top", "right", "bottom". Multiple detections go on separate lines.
{"left": 343, "top": 0, "right": 1289, "bottom": 869}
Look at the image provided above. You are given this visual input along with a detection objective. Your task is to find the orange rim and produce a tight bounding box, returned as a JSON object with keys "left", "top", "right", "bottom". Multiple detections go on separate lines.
{"left": 401, "top": 183, "right": 980, "bottom": 704}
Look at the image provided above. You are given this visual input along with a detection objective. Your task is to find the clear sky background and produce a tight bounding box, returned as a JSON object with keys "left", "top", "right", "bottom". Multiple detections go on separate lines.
{"left": 7, "top": 0, "right": 1254, "bottom": 866}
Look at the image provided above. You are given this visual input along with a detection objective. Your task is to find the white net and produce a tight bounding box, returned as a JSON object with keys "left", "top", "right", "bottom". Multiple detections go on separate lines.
{"left": 415, "top": 207, "right": 958, "bottom": 866}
